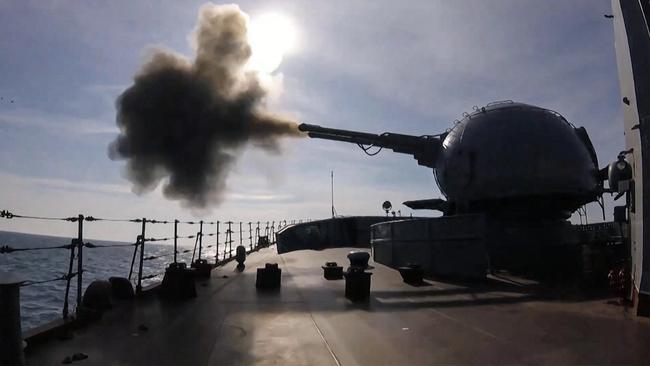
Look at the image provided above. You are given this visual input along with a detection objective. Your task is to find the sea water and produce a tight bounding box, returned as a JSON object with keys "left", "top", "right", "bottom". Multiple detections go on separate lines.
{"left": 0, "top": 230, "right": 209, "bottom": 331}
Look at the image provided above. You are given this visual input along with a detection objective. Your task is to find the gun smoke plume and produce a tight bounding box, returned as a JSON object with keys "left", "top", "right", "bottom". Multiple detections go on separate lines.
{"left": 109, "top": 4, "right": 300, "bottom": 208}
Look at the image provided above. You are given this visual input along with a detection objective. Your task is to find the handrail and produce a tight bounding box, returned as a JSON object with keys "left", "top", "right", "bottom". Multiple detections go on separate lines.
{"left": 0, "top": 207, "right": 309, "bottom": 326}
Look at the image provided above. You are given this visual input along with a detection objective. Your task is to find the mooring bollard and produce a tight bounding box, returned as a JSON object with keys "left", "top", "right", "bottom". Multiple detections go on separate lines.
{"left": 0, "top": 273, "right": 25, "bottom": 366}
{"left": 256, "top": 263, "right": 281, "bottom": 290}
{"left": 344, "top": 267, "right": 372, "bottom": 302}
{"left": 322, "top": 262, "right": 343, "bottom": 280}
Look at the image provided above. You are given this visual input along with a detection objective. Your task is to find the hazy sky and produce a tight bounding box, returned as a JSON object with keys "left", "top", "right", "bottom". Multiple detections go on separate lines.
{"left": 0, "top": 0, "right": 624, "bottom": 241}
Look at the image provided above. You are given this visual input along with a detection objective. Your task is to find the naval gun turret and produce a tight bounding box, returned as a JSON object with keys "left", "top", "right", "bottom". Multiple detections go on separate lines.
{"left": 300, "top": 101, "right": 601, "bottom": 219}
{"left": 290, "top": 101, "right": 623, "bottom": 279}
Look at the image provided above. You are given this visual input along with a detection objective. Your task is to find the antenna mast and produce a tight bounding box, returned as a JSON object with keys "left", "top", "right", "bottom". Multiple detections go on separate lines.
{"left": 331, "top": 171, "right": 336, "bottom": 218}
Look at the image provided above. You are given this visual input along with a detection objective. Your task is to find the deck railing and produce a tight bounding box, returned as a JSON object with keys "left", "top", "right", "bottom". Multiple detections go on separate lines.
{"left": 0, "top": 209, "right": 309, "bottom": 319}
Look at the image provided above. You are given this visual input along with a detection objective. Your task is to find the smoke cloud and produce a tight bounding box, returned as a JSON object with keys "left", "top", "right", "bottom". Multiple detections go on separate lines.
{"left": 109, "top": 4, "right": 300, "bottom": 208}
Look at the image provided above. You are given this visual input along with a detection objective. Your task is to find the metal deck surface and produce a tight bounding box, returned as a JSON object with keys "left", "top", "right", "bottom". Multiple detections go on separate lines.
{"left": 25, "top": 246, "right": 650, "bottom": 365}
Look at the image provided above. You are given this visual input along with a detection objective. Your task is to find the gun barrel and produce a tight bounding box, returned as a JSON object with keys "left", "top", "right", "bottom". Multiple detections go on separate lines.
{"left": 299, "top": 123, "right": 380, "bottom": 142}
{"left": 298, "top": 123, "right": 443, "bottom": 168}
{"left": 306, "top": 132, "right": 376, "bottom": 146}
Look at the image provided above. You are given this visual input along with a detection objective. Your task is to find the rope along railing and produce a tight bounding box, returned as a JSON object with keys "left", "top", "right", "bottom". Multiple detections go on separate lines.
{"left": 20, "top": 273, "right": 78, "bottom": 287}
{"left": 84, "top": 242, "right": 138, "bottom": 248}
{"left": 1, "top": 208, "right": 310, "bottom": 322}
{"left": 0, "top": 243, "right": 73, "bottom": 253}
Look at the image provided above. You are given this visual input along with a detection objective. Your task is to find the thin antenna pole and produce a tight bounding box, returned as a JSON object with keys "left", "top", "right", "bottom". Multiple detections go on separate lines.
{"left": 331, "top": 170, "right": 334, "bottom": 218}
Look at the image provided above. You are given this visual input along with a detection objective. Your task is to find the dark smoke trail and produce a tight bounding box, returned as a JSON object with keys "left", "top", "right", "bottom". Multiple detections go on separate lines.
{"left": 109, "top": 4, "right": 301, "bottom": 208}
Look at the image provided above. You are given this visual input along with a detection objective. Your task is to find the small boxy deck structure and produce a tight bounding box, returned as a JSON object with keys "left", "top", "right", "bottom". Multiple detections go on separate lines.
{"left": 25, "top": 246, "right": 650, "bottom": 365}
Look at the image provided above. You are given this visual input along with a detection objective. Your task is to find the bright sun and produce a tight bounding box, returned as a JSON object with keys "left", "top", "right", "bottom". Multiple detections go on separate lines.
{"left": 247, "top": 13, "right": 297, "bottom": 74}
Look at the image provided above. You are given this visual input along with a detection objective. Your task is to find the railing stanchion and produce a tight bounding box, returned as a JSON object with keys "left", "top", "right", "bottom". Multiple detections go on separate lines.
{"left": 198, "top": 220, "right": 203, "bottom": 260}
{"left": 137, "top": 218, "right": 146, "bottom": 294}
{"left": 239, "top": 222, "right": 243, "bottom": 248}
{"left": 76, "top": 214, "right": 84, "bottom": 311}
{"left": 224, "top": 221, "right": 229, "bottom": 258}
{"left": 174, "top": 219, "right": 178, "bottom": 264}
{"left": 249, "top": 222, "right": 252, "bottom": 250}
{"left": 228, "top": 221, "right": 233, "bottom": 258}
{"left": 128, "top": 235, "right": 139, "bottom": 282}
{"left": 62, "top": 238, "right": 75, "bottom": 319}
{"left": 216, "top": 221, "right": 220, "bottom": 263}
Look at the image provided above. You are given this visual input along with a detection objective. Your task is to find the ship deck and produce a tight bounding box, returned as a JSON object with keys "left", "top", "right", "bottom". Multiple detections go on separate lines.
{"left": 25, "top": 246, "right": 650, "bottom": 365}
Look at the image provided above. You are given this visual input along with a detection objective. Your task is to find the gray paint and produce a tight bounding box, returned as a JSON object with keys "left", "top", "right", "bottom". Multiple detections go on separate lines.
{"left": 436, "top": 102, "right": 599, "bottom": 216}
{"left": 371, "top": 215, "right": 487, "bottom": 278}
{"left": 301, "top": 102, "right": 600, "bottom": 220}
{"left": 276, "top": 216, "right": 396, "bottom": 254}
{"left": 26, "top": 247, "right": 650, "bottom": 365}
{"left": 611, "top": 0, "right": 650, "bottom": 297}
